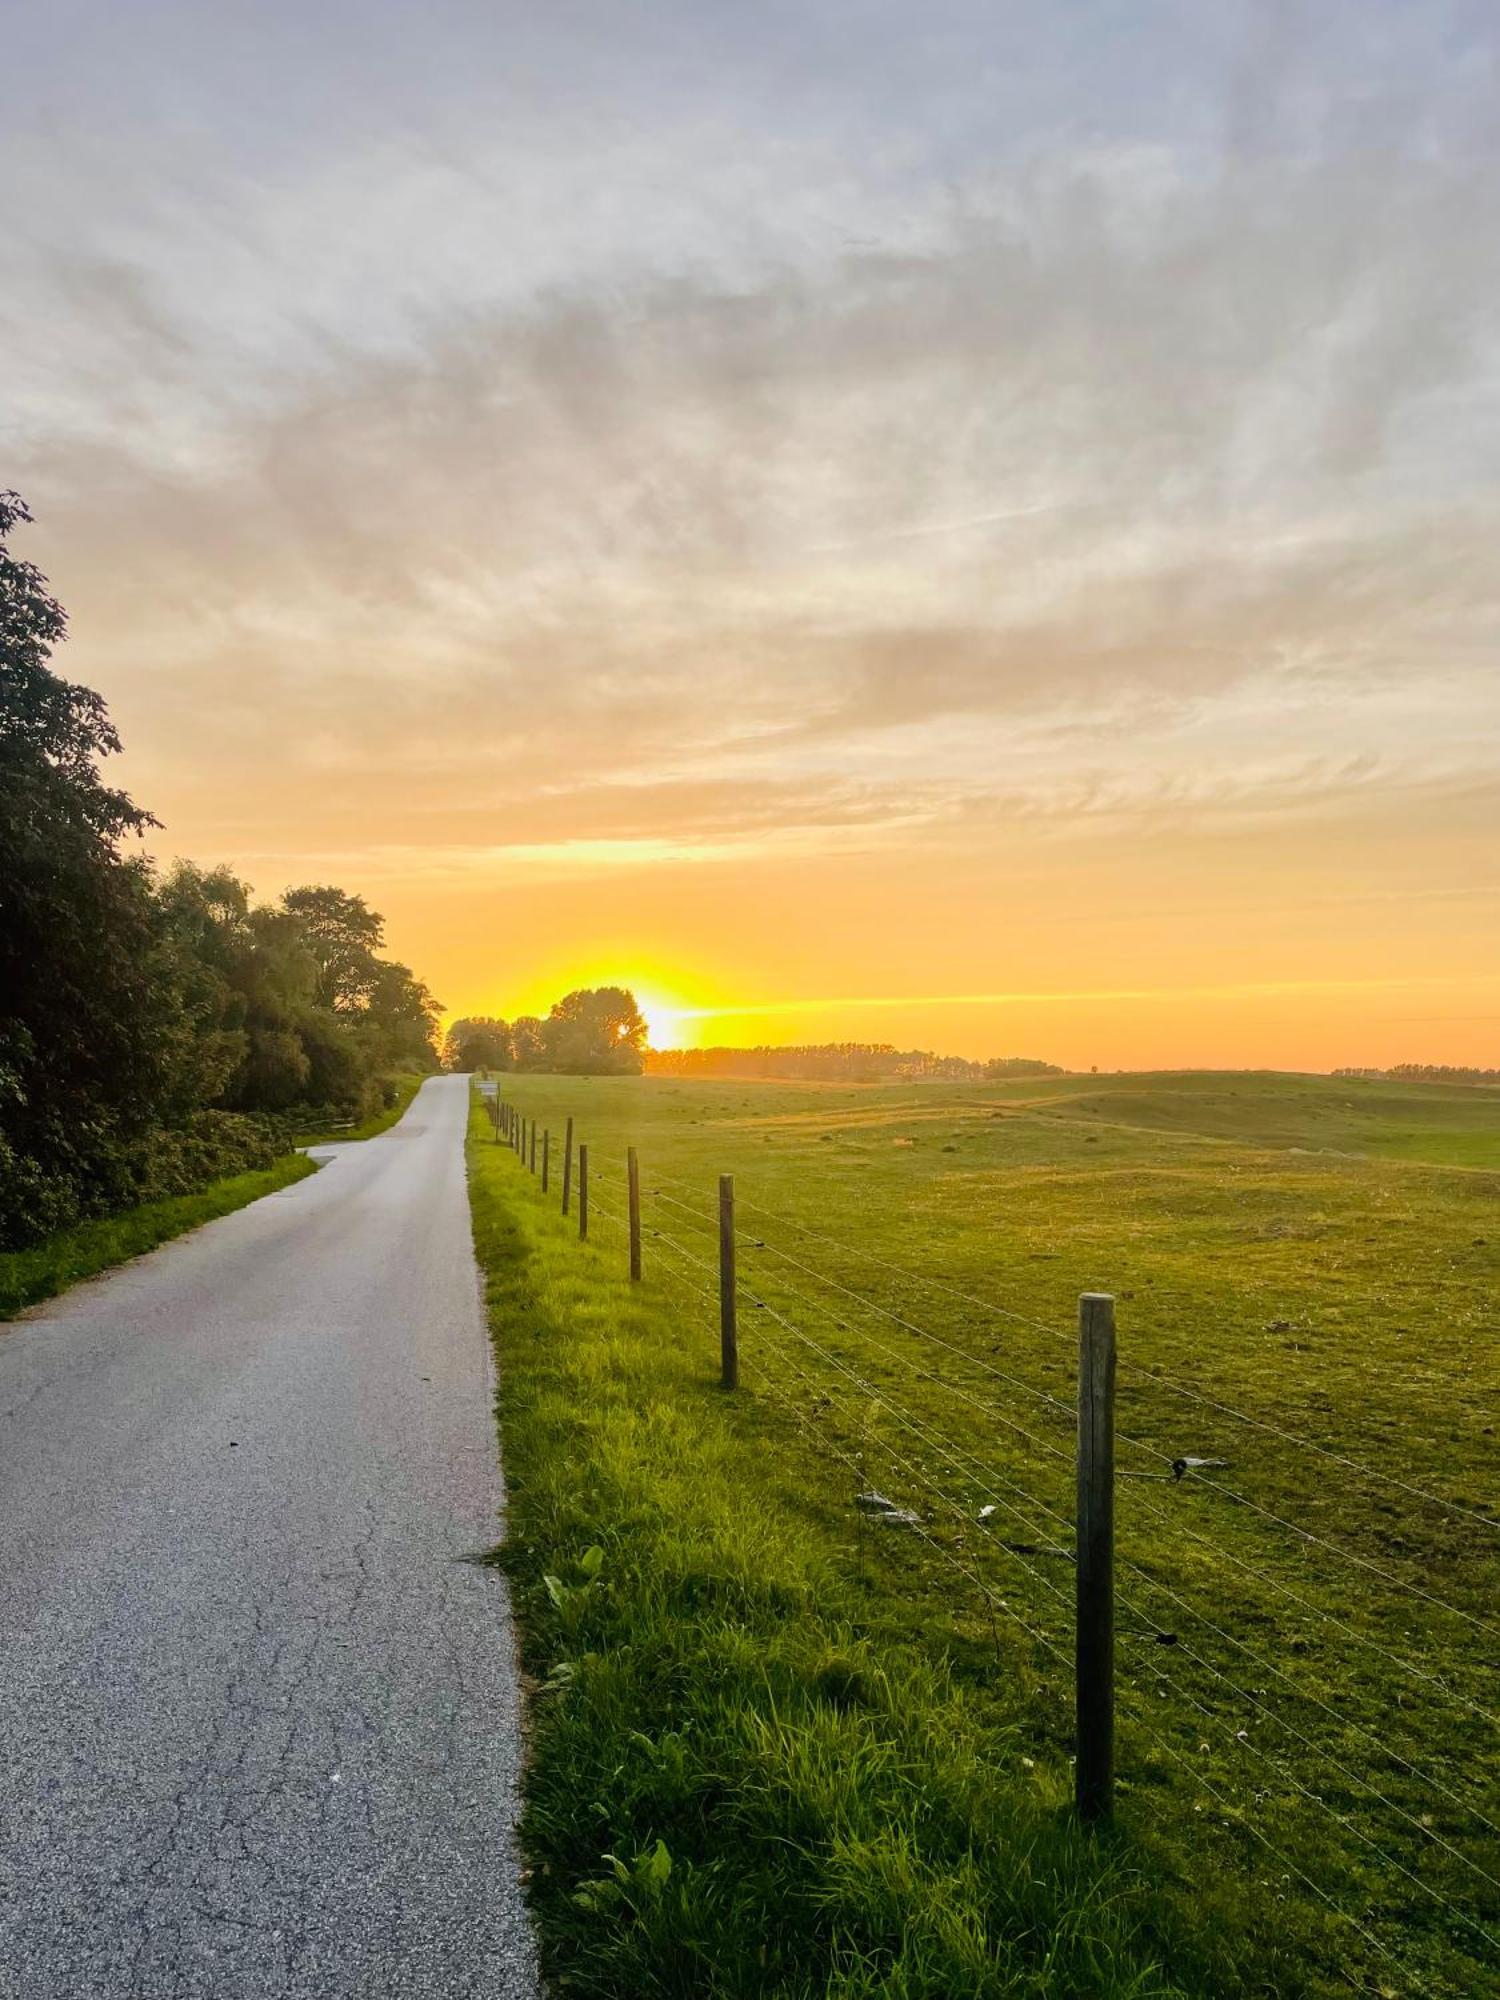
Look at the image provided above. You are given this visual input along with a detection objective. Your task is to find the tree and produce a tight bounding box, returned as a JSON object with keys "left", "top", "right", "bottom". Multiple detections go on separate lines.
{"left": 443, "top": 1017, "right": 513, "bottom": 1071}
{"left": 510, "top": 1015, "right": 547, "bottom": 1069}
{"left": 281, "top": 885, "right": 385, "bottom": 1014}
{"left": 542, "top": 987, "right": 647, "bottom": 1074}
{"left": 0, "top": 493, "right": 188, "bottom": 1240}
{"left": 359, "top": 961, "right": 442, "bottom": 1071}
{"left": 0, "top": 494, "right": 444, "bottom": 1245}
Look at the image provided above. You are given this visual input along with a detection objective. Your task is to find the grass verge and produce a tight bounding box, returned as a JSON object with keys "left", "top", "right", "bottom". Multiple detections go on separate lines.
{"left": 465, "top": 1090, "right": 1254, "bottom": 2000}
{"left": 0, "top": 1153, "right": 317, "bottom": 1320}
{"left": 295, "top": 1071, "right": 427, "bottom": 1147}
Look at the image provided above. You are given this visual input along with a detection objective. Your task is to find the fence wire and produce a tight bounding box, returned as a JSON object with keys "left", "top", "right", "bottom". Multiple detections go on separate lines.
{"left": 484, "top": 1096, "right": 1500, "bottom": 1995}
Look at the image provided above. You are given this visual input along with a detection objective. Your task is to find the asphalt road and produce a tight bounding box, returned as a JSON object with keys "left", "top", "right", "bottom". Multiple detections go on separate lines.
{"left": 0, "top": 1076, "right": 539, "bottom": 1999}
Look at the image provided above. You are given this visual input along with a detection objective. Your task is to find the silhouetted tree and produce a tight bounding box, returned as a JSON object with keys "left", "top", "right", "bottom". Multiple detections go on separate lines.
{"left": 0, "top": 495, "right": 440, "bottom": 1247}
{"left": 543, "top": 987, "right": 646, "bottom": 1074}
{"left": 443, "top": 1017, "right": 513, "bottom": 1071}
{"left": 281, "top": 885, "right": 384, "bottom": 1014}
{"left": 510, "top": 1016, "right": 547, "bottom": 1069}
{"left": 0, "top": 493, "right": 187, "bottom": 1239}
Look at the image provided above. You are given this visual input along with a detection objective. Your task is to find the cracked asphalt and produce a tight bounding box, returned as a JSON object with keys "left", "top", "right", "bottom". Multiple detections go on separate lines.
{"left": 0, "top": 1076, "right": 539, "bottom": 1998}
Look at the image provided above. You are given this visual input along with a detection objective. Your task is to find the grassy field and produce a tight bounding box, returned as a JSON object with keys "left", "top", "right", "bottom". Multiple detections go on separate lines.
{"left": 0, "top": 1153, "right": 318, "bottom": 1319}
{"left": 470, "top": 1069, "right": 1499, "bottom": 1999}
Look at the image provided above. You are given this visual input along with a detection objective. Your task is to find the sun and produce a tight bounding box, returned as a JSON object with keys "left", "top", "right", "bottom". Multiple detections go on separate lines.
{"left": 636, "top": 995, "right": 684, "bottom": 1050}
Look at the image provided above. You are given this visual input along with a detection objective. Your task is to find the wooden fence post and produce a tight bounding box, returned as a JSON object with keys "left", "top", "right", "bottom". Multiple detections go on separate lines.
{"left": 1076, "top": 1291, "right": 1116, "bottom": 1824}
{"left": 578, "top": 1144, "right": 589, "bottom": 1240}
{"left": 542, "top": 1127, "right": 550, "bottom": 1194}
{"left": 627, "top": 1147, "right": 642, "bottom": 1281}
{"left": 719, "top": 1174, "right": 738, "bottom": 1390}
{"left": 562, "top": 1117, "right": 574, "bottom": 1214}
{"left": 530, "top": 1121, "right": 537, "bottom": 1174}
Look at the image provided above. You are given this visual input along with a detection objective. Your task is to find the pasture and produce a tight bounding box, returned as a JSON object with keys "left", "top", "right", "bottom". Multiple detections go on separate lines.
{"left": 471, "top": 1069, "right": 1499, "bottom": 1998}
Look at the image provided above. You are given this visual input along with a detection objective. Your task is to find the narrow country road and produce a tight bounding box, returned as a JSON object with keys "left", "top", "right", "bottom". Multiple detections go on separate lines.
{"left": 0, "top": 1076, "right": 538, "bottom": 1999}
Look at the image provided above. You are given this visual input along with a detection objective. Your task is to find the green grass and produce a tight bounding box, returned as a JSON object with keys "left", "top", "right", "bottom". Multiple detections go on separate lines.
{"left": 294, "top": 1070, "right": 428, "bottom": 1146}
{"left": 0, "top": 1153, "right": 317, "bottom": 1319}
{"left": 471, "top": 1072, "right": 1500, "bottom": 1998}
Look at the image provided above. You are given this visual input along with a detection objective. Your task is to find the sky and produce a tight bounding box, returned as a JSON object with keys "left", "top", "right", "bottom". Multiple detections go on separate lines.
{"left": 4, "top": 0, "right": 1499, "bottom": 1068}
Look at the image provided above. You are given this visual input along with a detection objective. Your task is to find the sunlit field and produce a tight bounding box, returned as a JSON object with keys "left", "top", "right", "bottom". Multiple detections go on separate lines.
{"left": 471, "top": 1069, "right": 1499, "bottom": 1999}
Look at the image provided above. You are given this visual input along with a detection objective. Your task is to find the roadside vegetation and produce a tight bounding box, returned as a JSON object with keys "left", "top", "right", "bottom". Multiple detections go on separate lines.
{"left": 295, "top": 1070, "right": 428, "bottom": 1146}
{"left": 0, "top": 491, "right": 440, "bottom": 1257}
{"left": 471, "top": 1069, "right": 1499, "bottom": 1998}
{"left": 0, "top": 1153, "right": 317, "bottom": 1319}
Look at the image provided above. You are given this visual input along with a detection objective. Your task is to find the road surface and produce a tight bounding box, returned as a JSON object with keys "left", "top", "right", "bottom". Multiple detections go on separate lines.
{"left": 0, "top": 1076, "right": 538, "bottom": 1998}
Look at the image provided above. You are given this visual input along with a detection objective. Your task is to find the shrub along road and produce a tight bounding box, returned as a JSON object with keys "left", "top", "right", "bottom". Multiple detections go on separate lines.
{"left": 0, "top": 1075, "right": 537, "bottom": 1999}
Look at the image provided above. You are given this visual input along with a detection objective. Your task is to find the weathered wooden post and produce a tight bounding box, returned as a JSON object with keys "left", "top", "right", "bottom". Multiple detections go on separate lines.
{"left": 718, "top": 1174, "right": 738, "bottom": 1390}
{"left": 561, "top": 1116, "right": 574, "bottom": 1214}
{"left": 541, "top": 1127, "right": 551, "bottom": 1194}
{"left": 1076, "top": 1291, "right": 1116, "bottom": 1824}
{"left": 529, "top": 1120, "right": 537, "bottom": 1174}
{"left": 578, "top": 1144, "right": 589, "bottom": 1240}
{"left": 627, "top": 1146, "right": 642, "bottom": 1282}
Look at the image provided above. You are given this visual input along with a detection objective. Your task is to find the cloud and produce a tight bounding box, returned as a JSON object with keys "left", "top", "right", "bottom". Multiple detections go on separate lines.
{"left": 3, "top": 0, "right": 1498, "bottom": 890}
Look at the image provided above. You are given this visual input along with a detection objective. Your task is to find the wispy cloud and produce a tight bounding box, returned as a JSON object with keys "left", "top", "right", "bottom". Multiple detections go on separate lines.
{"left": 3, "top": 0, "right": 1498, "bottom": 1057}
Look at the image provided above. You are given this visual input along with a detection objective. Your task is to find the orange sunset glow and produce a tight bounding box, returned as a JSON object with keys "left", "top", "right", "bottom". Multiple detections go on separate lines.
{"left": 8, "top": 4, "right": 1499, "bottom": 1074}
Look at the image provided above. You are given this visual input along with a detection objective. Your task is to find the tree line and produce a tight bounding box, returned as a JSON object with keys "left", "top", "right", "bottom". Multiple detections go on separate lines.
{"left": 643, "top": 1044, "right": 1063, "bottom": 1082}
{"left": 1333, "top": 1064, "right": 1500, "bottom": 1086}
{"left": 444, "top": 988, "right": 647, "bottom": 1075}
{"left": 1, "top": 493, "right": 439, "bottom": 1249}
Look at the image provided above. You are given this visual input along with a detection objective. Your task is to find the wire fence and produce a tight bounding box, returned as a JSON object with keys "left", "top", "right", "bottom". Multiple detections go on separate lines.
{"left": 481, "top": 1090, "right": 1500, "bottom": 1995}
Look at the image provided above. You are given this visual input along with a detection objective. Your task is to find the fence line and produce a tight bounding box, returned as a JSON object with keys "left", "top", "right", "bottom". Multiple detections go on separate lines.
{"left": 652, "top": 1166, "right": 1498, "bottom": 1541}
{"left": 482, "top": 1090, "right": 1499, "bottom": 1992}
{"left": 644, "top": 1169, "right": 1496, "bottom": 1643}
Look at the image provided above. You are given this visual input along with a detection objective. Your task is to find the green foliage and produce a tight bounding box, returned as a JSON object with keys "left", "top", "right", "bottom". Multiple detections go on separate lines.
{"left": 280, "top": 884, "right": 385, "bottom": 1014}
{"left": 0, "top": 496, "right": 440, "bottom": 1250}
{"left": 0, "top": 1152, "right": 316, "bottom": 1319}
{"left": 293, "top": 1071, "right": 426, "bottom": 1145}
{"left": 2, "top": 495, "right": 202, "bottom": 1244}
{"left": 445, "top": 1016, "right": 516, "bottom": 1072}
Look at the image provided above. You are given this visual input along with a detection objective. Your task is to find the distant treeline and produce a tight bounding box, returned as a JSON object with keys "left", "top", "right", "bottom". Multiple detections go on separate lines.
{"left": 644, "top": 1044, "right": 1064, "bottom": 1082}
{"left": 1, "top": 492, "right": 440, "bottom": 1249}
{"left": 444, "top": 988, "right": 647, "bottom": 1075}
{"left": 1334, "top": 1065, "right": 1500, "bottom": 1086}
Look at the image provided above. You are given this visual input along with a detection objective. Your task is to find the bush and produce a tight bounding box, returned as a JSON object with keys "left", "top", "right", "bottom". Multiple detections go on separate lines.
{"left": 0, "top": 1109, "right": 285, "bottom": 1251}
